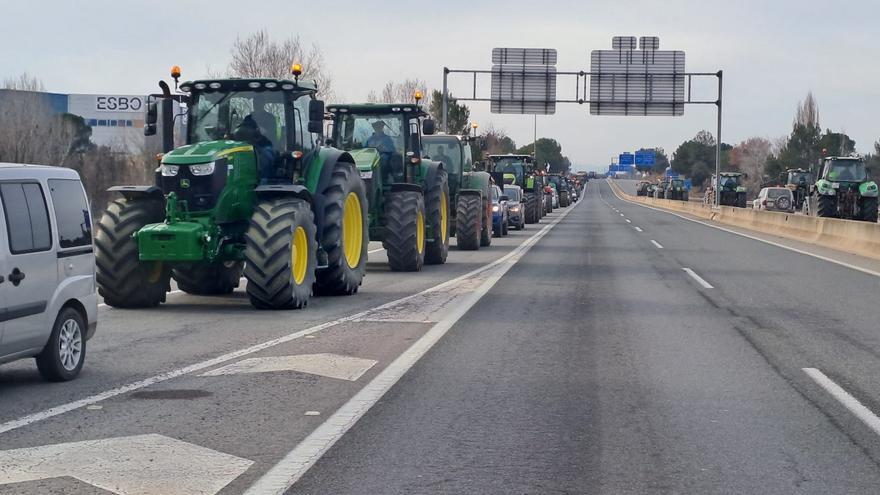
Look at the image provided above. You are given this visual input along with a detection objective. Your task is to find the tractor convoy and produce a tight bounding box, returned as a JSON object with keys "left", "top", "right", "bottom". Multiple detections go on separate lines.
{"left": 94, "top": 66, "right": 579, "bottom": 311}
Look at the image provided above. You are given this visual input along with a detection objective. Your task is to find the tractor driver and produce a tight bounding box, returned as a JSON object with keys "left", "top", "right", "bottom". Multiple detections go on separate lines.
{"left": 233, "top": 114, "right": 276, "bottom": 183}
{"left": 365, "top": 120, "right": 396, "bottom": 153}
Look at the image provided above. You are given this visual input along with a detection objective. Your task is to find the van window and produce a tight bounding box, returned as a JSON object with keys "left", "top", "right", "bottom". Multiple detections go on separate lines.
{"left": 1, "top": 182, "right": 52, "bottom": 254}
{"left": 49, "top": 179, "right": 92, "bottom": 248}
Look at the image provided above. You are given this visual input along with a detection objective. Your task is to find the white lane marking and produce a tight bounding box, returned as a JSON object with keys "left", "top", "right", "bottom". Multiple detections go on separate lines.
{"left": 200, "top": 354, "right": 378, "bottom": 381}
{"left": 0, "top": 434, "right": 252, "bottom": 495}
{"left": 368, "top": 248, "right": 384, "bottom": 254}
{"left": 0, "top": 201, "right": 577, "bottom": 436}
{"left": 634, "top": 227, "right": 644, "bottom": 232}
{"left": 650, "top": 240, "right": 664, "bottom": 249}
{"left": 804, "top": 368, "right": 880, "bottom": 436}
{"left": 243, "top": 199, "right": 576, "bottom": 495}
{"left": 619, "top": 213, "right": 625, "bottom": 217}
{"left": 625, "top": 219, "right": 632, "bottom": 223}
{"left": 605, "top": 181, "right": 880, "bottom": 279}
{"left": 682, "top": 268, "right": 713, "bottom": 289}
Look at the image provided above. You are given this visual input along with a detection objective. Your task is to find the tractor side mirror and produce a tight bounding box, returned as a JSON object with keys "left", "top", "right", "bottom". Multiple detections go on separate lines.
{"left": 422, "top": 118, "right": 436, "bottom": 135}
{"left": 144, "top": 102, "right": 158, "bottom": 136}
{"left": 308, "top": 99, "right": 325, "bottom": 134}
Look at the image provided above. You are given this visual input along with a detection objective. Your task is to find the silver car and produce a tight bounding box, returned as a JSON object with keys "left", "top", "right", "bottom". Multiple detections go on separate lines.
{"left": 753, "top": 187, "right": 794, "bottom": 213}
{"left": 0, "top": 164, "right": 97, "bottom": 381}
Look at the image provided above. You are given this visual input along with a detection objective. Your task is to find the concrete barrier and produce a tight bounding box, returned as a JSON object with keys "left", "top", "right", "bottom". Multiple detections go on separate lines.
{"left": 608, "top": 180, "right": 880, "bottom": 261}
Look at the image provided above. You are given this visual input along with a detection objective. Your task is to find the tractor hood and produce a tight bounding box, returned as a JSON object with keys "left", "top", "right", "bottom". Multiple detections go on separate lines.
{"left": 348, "top": 148, "right": 380, "bottom": 172}
{"left": 161, "top": 140, "right": 254, "bottom": 165}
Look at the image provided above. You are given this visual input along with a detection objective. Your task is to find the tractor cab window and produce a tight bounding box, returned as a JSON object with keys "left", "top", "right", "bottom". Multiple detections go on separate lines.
{"left": 491, "top": 159, "right": 526, "bottom": 185}
{"left": 337, "top": 113, "right": 406, "bottom": 182}
{"left": 825, "top": 160, "right": 866, "bottom": 182}
{"left": 189, "top": 90, "right": 289, "bottom": 152}
{"left": 422, "top": 139, "right": 461, "bottom": 176}
{"left": 292, "top": 94, "right": 314, "bottom": 153}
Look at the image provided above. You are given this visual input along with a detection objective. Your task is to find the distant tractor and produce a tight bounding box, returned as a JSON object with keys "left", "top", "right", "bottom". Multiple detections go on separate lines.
{"left": 96, "top": 66, "right": 369, "bottom": 310}
{"left": 782, "top": 168, "right": 812, "bottom": 211}
{"left": 804, "top": 155, "right": 878, "bottom": 222}
{"left": 706, "top": 172, "right": 748, "bottom": 208}
{"left": 548, "top": 174, "right": 572, "bottom": 207}
{"left": 664, "top": 178, "right": 689, "bottom": 201}
{"left": 488, "top": 154, "right": 543, "bottom": 224}
{"left": 326, "top": 97, "right": 451, "bottom": 268}
{"left": 421, "top": 134, "right": 493, "bottom": 250}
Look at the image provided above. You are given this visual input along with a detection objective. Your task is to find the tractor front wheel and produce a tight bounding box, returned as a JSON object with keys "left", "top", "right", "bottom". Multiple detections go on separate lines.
{"left": 95, "top": 196, "right": 169, "bottom": 308}
{"left": 244, "top": 197, "right": 317, "bottom": 309}
{"left": 424, "top": 170, "right": 450, "bottom": 265}
{"left": 315, "top": 162, "right": 368, "bottom": 295}
{"left": 817, "top": 195, "right": 837, "bottom": 218}
{"left": 384, "top": 190, "right": 426, "bottom": 271}
{"left": 173, "top": 262, "right": 243, "bottom": 295}
{"left": 455, "top": 194, "right": 481, "bottom": 250}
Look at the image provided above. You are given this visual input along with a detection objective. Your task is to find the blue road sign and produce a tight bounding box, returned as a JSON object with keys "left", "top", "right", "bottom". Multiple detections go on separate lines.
{"left": 619, "top": 153, "right": 635, "bottom": 165}
{"left": 635, "top": 151, "right": 655, "bottom": 166}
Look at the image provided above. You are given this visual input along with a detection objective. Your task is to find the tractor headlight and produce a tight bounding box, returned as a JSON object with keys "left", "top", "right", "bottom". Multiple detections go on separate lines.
{"left": 492, "top": 205, "right": 500, "bottom": 212}
{"left": 189, "top": 162, "right": 216, "bottom": 176}
{"left": 160, "top": 164, "right": 179, "bottom": 177}
{"left": 510, "top": 206, "right": 520, "bottom": 212}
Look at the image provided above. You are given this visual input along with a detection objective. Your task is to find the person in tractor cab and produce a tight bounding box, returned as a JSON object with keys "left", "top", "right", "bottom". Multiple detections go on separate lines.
{"left": 233, "top": 115, "right": 276, "bottom": 183}
{"left": 365, "top": 120, "right": 396, "bottom": 154}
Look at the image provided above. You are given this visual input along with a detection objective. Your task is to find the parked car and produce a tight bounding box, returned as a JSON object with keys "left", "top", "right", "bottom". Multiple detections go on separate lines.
{"left": 503, "top": 184, "right": 526, "bottom": 230}
{"left": 491, "top": 185, "right": 509, "bottom": 237}
{"left": 753, "top": 187, "right": 795, "bottom": 213}
{"left": 550, "top": 183, "right": 560, "bottom": 208}
{"left": 0, "top": 164, "right": 97, "bottom": 381}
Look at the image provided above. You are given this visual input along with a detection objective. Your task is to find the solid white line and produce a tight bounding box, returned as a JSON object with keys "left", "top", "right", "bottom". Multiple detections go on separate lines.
{"left": 682, "top": 268, "right": 713, "bottom": 289}
{"left": 634, "top": 227, "right": 643, "bottom": 232}
{"left": 804, "top": 368, "right": 880, "bottom": 436}
{"left": 650, "top": 240, "right": 664, "bottom": 249}
{"left": 244, "top": 203, "right": 577, "bottom": 494}
{"left": 367, "top": 248, "right": 384, "bottom": 254}
{"left": 0, "top": 203, "right": 576, "bottom": 438}
{"left": 605, "top": 180, "right": 880, "bottom": 279}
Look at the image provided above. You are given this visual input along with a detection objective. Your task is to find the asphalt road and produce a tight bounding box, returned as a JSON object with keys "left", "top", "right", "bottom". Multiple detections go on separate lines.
{"left": 4, "top": 180, "right": 880, "bottom": 494}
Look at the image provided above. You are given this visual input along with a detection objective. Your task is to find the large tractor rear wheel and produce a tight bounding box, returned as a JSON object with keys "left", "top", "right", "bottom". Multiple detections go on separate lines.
{"left": 173, "top": 262, "right": 243, "bottom": 295}
{"left": 524, "top": 193, "right": 538, "bottom": 224}
{"left": 737, "top": 193, "right": 748, "bottom": 208}
{"left": 384, "top": 190, "right": 425, "bottom": 271}
{"left": 456, "top": 194, "right": 481, "bottom": 250}
{"left": 95, "top": 196, "right": 170, "bottom": 308}
{"left": 480, "top": 197, "right": 492, "bottom": 247}
{"left": 315, "top": 162, "right": 368, "bottom": 295}
{"left": 560, "top": 191, "right": 570, "bottom": 207}
{"left": 424, "top": 170, "right": 450, "bottom": 265}
{"left": 244, "top": 197, "right": 317, "bottom": 309}
{"left": 817, "top": 195, "right": 837, "bottom": 218}
{"left": 860, "top": 196, "right": 878, "bottom": 222}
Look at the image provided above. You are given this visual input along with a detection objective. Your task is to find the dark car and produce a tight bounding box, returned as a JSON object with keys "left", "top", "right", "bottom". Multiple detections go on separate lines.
{"left": 491, "top": 184, "right": 509, "bottom": 237}
{"left": 503, "top": 184, "right": 526, "bottom": 230}
{"left": 636, "top": 181, "right": 652, "bottom": 196}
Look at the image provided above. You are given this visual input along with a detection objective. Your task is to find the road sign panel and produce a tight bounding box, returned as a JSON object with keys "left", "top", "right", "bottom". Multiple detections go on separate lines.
{"left": 491, "top": 48, "right": 558, "bottom": 66}
{"left": 612, "top": 36, "right": 637, "bottom": 50}
{"left": 635, "top": 151, "right": 655, "bottom": 165}
{"left": 619, "top": 153, "right": 635, "bottom": 165}
{"left": 491, "top": 65, "right": 557, "bottom": 115}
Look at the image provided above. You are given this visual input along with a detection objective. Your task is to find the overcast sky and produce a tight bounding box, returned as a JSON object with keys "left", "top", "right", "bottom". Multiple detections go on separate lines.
{"left": 3, "top": 0, "right": 878, "bottom": 169}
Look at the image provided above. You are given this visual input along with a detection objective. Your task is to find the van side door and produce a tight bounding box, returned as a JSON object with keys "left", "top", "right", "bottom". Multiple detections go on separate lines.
{"left": 0, "top": 181, "right": 57, "bottom": 354}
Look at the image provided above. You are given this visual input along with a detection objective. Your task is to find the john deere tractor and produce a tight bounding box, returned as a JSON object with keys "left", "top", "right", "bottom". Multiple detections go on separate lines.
{"left": 710, "top": 172, "right": 748, "bottom": 208}
{"left": 326, "top": 99, "right": 451, "bottom": 268}
{"left": 421, "top": 134, "right": 493, "bottom": 250}
{"left": 488, "top": 155, "right": 543, "bottom": 224}
{"left": 804, "top": 155, "right": 878, "bottom": 222}
{"left": 95, "top": 66, "right": 368, "bottom": 310}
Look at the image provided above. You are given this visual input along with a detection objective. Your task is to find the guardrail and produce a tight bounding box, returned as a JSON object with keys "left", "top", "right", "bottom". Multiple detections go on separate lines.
{"left": 609, "top": 180, "right": 880, "bottom": 262}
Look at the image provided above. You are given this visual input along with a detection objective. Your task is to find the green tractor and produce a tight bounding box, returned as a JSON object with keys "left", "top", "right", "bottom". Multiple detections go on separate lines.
{"left": 421, "top": 134, "right": 494, "bottom": 250}
{"left": 488, "top": 154, "right": 543, "bottom": 224}
{"left": 664, "top": 178, "right": 689, "bottom": 201}
{"left": 804, "top": 155, "right": 878, "bottom": 222}
{"left": 781, "top": 168, "right": 812, "bottom": 211}
{"left": 326, "top": 99, "right": 451, "bottom": 268}
{"left": 709, "top": 172, "right": 747, "bottom": 208}
{"left": 95, "top": 67, "right": 368, "bottom": 310}
{"left": 548, "top": 174, "right": 571, "bottom": 207}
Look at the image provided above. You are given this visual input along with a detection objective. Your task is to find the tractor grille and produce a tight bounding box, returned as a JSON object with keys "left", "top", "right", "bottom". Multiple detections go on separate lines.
{"left": 159, "top": 158, "right": 228, "bottom": 211}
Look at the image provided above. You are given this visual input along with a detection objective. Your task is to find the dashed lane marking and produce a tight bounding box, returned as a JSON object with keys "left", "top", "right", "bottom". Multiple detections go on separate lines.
{"left": 650, "top": 240, "right": 664, "bottom": 249}
{"left": 683, "top": 267, "right": 713, "bottom": 289}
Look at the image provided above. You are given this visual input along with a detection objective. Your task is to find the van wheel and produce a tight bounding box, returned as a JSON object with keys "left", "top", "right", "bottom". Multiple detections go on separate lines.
{"left": 36, "top": 308, "right": 86, "bottom": 382}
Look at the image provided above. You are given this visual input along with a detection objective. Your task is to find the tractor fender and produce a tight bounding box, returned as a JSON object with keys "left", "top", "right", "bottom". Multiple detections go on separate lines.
{"left": 462, "top": 171, "right": 491, "bottom": 195}
{"left": 254, "top": 184, "right": 312, "bottom": 202}
{"left": 422, "top": 159, "right": 445, "bottom": 193}
{"left": 108, "top": 185, "right": 164, "bottom": 201}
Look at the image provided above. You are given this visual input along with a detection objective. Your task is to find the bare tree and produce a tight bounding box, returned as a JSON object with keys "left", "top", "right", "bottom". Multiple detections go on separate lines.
{"left": 3, "top": 72, "right": 44, "bottom": 91}
{"left": 796, "top": 92, "right": 820, "bottom": 128}
{"left": 730, "top": 137, "right": 772, "bottom": 191}
{"left": 227, "top": 29, "right": 335, "bottom": 101}
{"left": 370, "top": 79, "right": 428, "bottom": 104}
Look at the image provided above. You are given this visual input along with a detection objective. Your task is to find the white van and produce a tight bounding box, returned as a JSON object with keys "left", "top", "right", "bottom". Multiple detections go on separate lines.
{"left": 0, "top": 164, "right": 97, "bottom": 381}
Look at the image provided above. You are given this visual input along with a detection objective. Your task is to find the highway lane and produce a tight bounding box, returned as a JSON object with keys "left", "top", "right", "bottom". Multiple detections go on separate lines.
{"left": 290, "top": 180, "right": 880, "bottom": 494}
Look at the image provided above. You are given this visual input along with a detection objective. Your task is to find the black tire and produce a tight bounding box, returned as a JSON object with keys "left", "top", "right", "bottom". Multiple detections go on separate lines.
{"left": 817, "top": 195, "right": 837, "bottom": 218}
{"left": 36, "top": 307, "right": 86, "bottom": 382}
{"left": 384, "top": 190, "right": 425, "bottom": 271}
{"left": 455, "top": 194, "right": 481, "bottom": 250}
{"left": 480, "top": 198, "right": 492, "bottom": 247}
{"left": 173, "top": 262, "right": 243, "bottom": 295}
{"left": 860, "top": 196, "right": 878, "bottom": 222}
{"left": 560, "top": 191, "right": 570, "bottom": 207}
{"left": 95, "top": 196, "right": 169, "bottom": 308}
{"left": 737, "top": 193, "right": 748, "bottom": 209}
{"left": 524, "top": 193, "right": 538, "bottom": 224}
{"left": 683, "top": 191, "right": 689, "bottom": 202}
{"left": 775, "top": 196, "right": 792, "bottom": 212}
{"left": 315, "top": 162, "right": 368, "bottom": 295}
{"left": 244, "top": 197, "right": 317, "bottom": 309}
{"left": 424, "top": 170, "right": 450, "bottom": 265}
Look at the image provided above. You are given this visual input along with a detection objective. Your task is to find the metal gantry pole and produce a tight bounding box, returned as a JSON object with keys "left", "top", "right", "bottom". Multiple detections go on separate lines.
{"left": 533, "top": 114, "right": 538, "bottom": 168}
{"left": 442, "top": 67, "right": 449, "bottom": 133}
{"left": 714, "top": 70, "right": 723, "bottom": 207}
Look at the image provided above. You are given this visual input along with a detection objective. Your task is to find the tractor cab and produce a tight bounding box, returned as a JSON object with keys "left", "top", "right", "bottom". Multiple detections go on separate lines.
{"left": 785, "top": 169, "right": 812, "bottom": 188}
{"left": 820, "top": 157, "right": 867, "bottom": 184}
{"left": 488, "top": 154, "right": 534, "bottom": 189}
{"left": 718, "top": 172, "right": 743, "bottom": 191}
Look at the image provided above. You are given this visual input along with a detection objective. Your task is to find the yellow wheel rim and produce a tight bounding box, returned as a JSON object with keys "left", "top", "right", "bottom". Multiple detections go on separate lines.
{"left": 439, "top": 192, "right": 448, "bottom": 241}
{"left": 291, "top": 226, "right": 309, "bottom": 285}
{"left": 416, "top": 209, "right": 425, "bottom": 255}
{"left": 146, "top": 262, "right": 163, "bottom": 284}
{"left": 342, "top": 192, "right": 364, "bottom": 269}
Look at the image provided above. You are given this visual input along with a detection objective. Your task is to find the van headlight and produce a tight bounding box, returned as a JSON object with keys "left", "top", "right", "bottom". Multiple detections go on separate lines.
{"left": 189, "top": 162, "right": 216, "bottom": 176}
{"left": 160, "top": 164, "right": 179, "bottom": 177}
